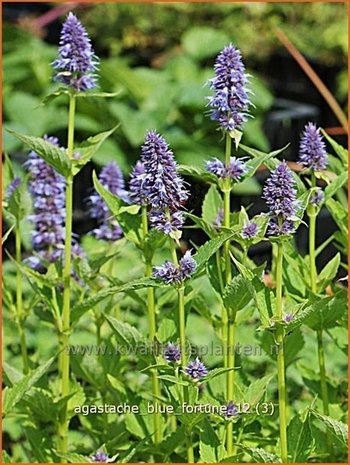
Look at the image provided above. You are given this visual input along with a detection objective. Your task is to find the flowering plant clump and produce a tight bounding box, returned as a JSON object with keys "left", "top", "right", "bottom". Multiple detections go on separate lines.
{"left": 3, "top": 10, "right": 347, "bottom": 465}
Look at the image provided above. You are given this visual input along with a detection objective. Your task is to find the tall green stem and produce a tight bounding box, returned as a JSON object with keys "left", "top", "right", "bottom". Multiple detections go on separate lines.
{"left": 276, "top": 242, "right": 288, "bottom": 463}
{"left": 15, "top": 222, "right": 29, "bottom": 374}
{"left": 58, "top": 93, "right": 76, "bottom": 457}
{"left": 142, "top": 206, "right": 162, "bottom": 444}
{"left": 223, "top": 133, "right": 236, "bottom": 456}
{"left": 170, "top": 239, "right": 193, "bottom": 462}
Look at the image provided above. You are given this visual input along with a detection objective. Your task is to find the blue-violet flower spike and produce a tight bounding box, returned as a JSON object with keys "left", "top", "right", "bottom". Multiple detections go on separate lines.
{"left": 208, "top": 44, "right": 251, "bottom": 131}
{"left": 53, "top": 12, "right": 98, "bottom": 92}
{"left": 262, "top": 161, "right": 298, "bottom": 237}
{"left": 179, "top": 250, "right": 197, "bottom": 280}
{"left": 185, "top": 357, "right": 209, "bottom": 381}
{"left": 298, "top": 122, "right": 328, "bottom": 171}
{"left": 164, "top": 343, "right": 181, "bottom": 363}
{"left": 6, "top": 177, "right": 21, "bottom": 200}
{"left": 241, "top": 222, "right": 258, "bottom": 239}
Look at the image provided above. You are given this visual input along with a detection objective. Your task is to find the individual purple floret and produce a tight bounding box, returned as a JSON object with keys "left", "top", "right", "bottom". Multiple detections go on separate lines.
{"left": 91, "top": 451, "right": 109, "bottom": 462}
{"left": 129, "top": 161, "right": 146, "bottom": 206}
{"left": 164, "top": 343, "right": 181, "bottom": 363}
{"left": 153, "top": 250, "right": 196, "bottom": 285}
{"left": 283, "top": 313, "right": 294, "bottom": 323}
{"left": 6, "top": 177, "right": 21, "bottom": 200}
{"left": 53, "top": 12, "right": 98, "bottom": 92}
{"left": 206, "top": 158, "right": 225, "bottom": 177}
{"left": 185, "top": 357, "right": 209, "bottom": 381}
{"left": 241, "top": 222, "right": 258, "bottom": 239}
{"left": 224, "top": 401, "right": 239, "bottom": 418}
{"left": 310, "top": 189, "right": 325, "bottom": 206}
{"left": 88, "top": 162, "right": 128, "bottom": 241}
{"left": 208, "top": 44, "right": 251, "bottom": 132}
{"left": 298, "top": 122, "right": 328, "bottom": 172}
{"left": 262, "top": 161, "right": 298, "bottom": 236}
{"left": 179, "top": 250, "right": 197, "bottom": 279}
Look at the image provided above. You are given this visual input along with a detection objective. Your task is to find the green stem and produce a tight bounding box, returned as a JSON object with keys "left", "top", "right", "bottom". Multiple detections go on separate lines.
{"left": 276, "top": 242, "right": 288, "bottom": 463}
{"left": 58, "top": 93, "right": 76, "bottom": 457}
{"left": 15, "top": 222, "right": 29, "bottom": 374}
{"left": 142, "top": 206, "right": 161, "bottom": 444}
{"left": 226, "top": 308, "right": 237, "bottom": 457}
{"left": 309, "top": 175, "right": 332, "bottom": 456}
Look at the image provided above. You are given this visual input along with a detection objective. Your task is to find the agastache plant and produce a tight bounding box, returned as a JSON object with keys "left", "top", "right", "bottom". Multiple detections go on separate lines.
{"left": 262, "top": 160, "right": 299, "bottom": 463}
{"left": 298, "top": 125, "right": 331, "bottom": 426}
{"left": 207, "top": 43, "right": 251, "bottom": 457}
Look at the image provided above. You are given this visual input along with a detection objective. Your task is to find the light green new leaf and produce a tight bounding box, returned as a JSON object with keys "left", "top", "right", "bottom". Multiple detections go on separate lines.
{"left": 6, "top": 129, "right": 71, "bottom": 177}
{"left": 3, "top": 355, "right": 56, "bottom": 416}
{"left": 92, "top": 170, "right": 122, "bottom": 216}
{"left": 324, "top": 171, "right": 348, "bottom": 201}
{"left": 317, "top": 253, "right": 340, "bottom": 291}
{"left": 202, "top": 185, "right": 223, "bottom": 225}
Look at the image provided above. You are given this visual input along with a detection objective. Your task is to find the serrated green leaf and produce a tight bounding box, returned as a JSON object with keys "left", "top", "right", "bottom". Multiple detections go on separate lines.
{"left": 3, "top": 355, "right": 56, "bottom": 416}
{"left": 317, "top": 253, "right": 340, "bottom": 291}
{"left": 156, "top": 318, "right": 177, "bottom": 343}
{"left": 199, "top": 418, "right": 220, "bottom": 463}
{"left": 244, "top": 375, "right": 273, "bottom": 405}
{"left": 178, "top": 164, "right": 218, "bottom": 184}
{"left": 104, "top": 314, "right": 148, "bottom": 351}
{"left": 40, "top": 87, "right": 69, "bottom": 106}
{"left": 324, "top": 171, "right": 347, "bottom": 201}
{"left": 241, "top": 447, "right": 281, "bottom": 463}
{"left": 223, "top": 275, "right": 255, "bottom": 311}
{"left": 311, "top": 410, "right": 348, "bottom": 449}
{"left": 193, "top": 230, "right": 237, "bottom": 274}
{"left": 202, "top": 185, "right": 223, "bottom": 225}
{"left": 92, "top": 170, "right": 122, "bottom": 216}
{"left": 287, "top": 410, "right": 314, "bottom": 463}
{"left": 305, "top": 294, "right": 347, "bottom": 331}
{"left": 6, "top": 129, "right": 71, "bottom": 177}
{"left": 321, "top": 130, "right": 348, "bottom": 166}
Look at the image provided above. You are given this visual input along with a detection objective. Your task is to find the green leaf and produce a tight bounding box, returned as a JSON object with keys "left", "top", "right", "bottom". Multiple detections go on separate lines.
{"left": 73, "top": 125, "right": 119, "bottom": 175}
{"left": 92, "top": 170, "right": 122, "bottom": 216}
{"left": 6, "top": 177, "right": 30, "bottom": 222}
{"left": 56, "top": 453, "right": 90, "bottom": 463}
{"left": 311, "top": 410, "right": 348, "bottom": 449}
{"left": 305, "top": 294, "right": 347, "bottom": 331}
{"left": 104, "top": 314, "right": 147, "bottom": 347}
{"left": 324, "top": 171, "right": 347, "bottom": 201}
{"left": 6, "top": 129, "right": 71, "bottom": 177}
{"left": 193, "top": 230, "right": 237, "bottom": 274}
{"left": 157, "top": 375, "right": 189, "bottom": 386}
{"left": 156, "top": 318, "right": 177, "bottom": 343}
{"left": 317, "top": 253, "right": 340, "bottom": 290}
{"left": 202, "top": 185, "right": 223, "bottom": 225}
{"left": 76, "top": 91, "right": 121, "bottom": 99}
{"left": 321, "top": 130, "right": 348, "bottom": 166}
{"left": 241, "top": 447, "right": 281, "bottom": 463}
{"left": 178, "top": 164, "right": 218, "bottom": 184}
{"left": 3, "top": 355, "right": 55, "bottom": 416}
{"left": 244, "top": 375, "right": 273, "bottom": 405}
{"left": 223, "top": 275, "right": 255, "bottom": 311}
{"left": 72, "top": 278, "right": 163, "bottom": 321}
{"left": 40, "top": 87, "right": 69, "bottom": 106}
{"left": 287, "top": 410, "right": 314, "bottom": 463}
{"left": 2, "top": 450, "right": 12, "bottom": 463}
{"left": 2, "top": 225, "right": 14, "bottom": 245}
{"left": 204, "top": 367, "right": 237, "bottom": 383}
{"left": 182, "top": 26, "right": 230, "bottom": 60}
{"left": 199, "top": 418, "right": 220, "bottom": 463}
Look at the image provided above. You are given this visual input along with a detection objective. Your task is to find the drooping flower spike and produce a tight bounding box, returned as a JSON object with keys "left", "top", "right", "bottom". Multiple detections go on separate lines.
{"left": 88, "top": 161, "right": 128, "bottom": 241}
{"left": 208, "top": 44, "right": 251, "bottom": 132}
{"left": 262, "top": 161, "right": 298, "bottom": 236}
{"left": 153, "top": 250, "right": 197, "bottom": 285}
{"left": 53, "top": 12, "right": 98, "bottom": 92}
{"left": 298, "top": 122, "right": 328, "bottom": 172}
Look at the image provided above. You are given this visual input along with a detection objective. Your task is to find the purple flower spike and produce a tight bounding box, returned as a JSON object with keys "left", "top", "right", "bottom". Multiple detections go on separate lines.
{"left": 179, "top": 250, "right": 197, "bottom": 279}
{"left": 185, "top": 357, "right": 209, "bottom": 381}
{"left": 6, "top": 177, "right": 21, "bottom": 200}
{"left": 53, "top": 12, "right": 98, "bottom": 91}
{"left": 88, "top": 162, "right": 128, "bottom": 241}
{"left": 164, "top": 343, "right": 181, "bottom": 363}
{"left": 153, "top": 250, "right": 196, "bottom": 285}
{"left": 148, "top": 209, "right": 185, "bottom": 235}
{"left": 225, "top": 157, "right": 247, "bottom": 181}
{"left": 92, "top": 451, "right": 109, "bottom": 463}
{"left": 262, "top": 161, "right": 298, "bottom": 237}
{"left": 208, "top": 44, "right": 251, "bottom": 132}
{"left": 298, "top": 123, "right": 328, "bottom": 172}
{"left": 129, "top": 161, "right": 146, "bottom": 206}
{"left": 224, "top": 401, "right": 239, "bottom": 418}
{"left": 241, "top": 222, "right": 258, "bottom": 239}
{"left": 310, "top": 189, "right": 325, "bottom": 206}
